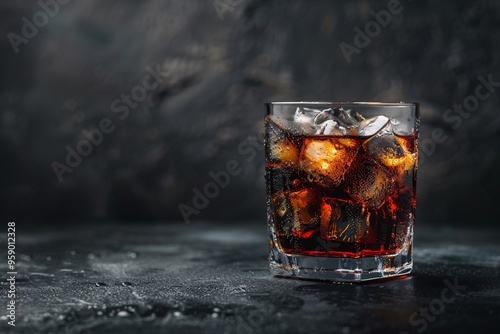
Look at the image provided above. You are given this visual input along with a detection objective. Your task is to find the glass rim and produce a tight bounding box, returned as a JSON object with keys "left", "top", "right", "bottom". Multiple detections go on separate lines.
{"left": 265, "top": 101, "right": 419, "bottom": 107}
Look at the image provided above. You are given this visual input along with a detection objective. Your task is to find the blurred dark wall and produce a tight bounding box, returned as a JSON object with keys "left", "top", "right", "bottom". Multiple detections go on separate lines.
{"left": 0, "top": 0, "right": 499, "bottom": 225}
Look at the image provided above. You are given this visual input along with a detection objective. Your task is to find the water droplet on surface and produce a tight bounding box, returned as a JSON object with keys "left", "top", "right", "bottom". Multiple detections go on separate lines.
{"left": 127, "top": 252, "right": 138, "bottom": 258}
{"left": 29, "top": 272, "right": 54, "bottom": 277}
{"left": 117, "top": 311, "right": 129, "bottom": 317}
{"left": 122, "top": 281, "right": 133, "bottom": 287}
{"left": 173, "top": 311, "right": 182, "bottom": 317}
{"left": 95, "top": 282, "right": 107, "bottom": 287}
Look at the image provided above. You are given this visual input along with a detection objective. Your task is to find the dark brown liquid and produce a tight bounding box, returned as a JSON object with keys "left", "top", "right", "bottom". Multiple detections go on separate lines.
{"left": 266, "top": 116, "right": 417, "bottom": 258}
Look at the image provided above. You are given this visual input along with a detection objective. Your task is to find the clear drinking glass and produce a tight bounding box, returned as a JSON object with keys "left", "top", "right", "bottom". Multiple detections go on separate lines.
{"left": 265, "top": 102, "right": 419, "bottom": 281}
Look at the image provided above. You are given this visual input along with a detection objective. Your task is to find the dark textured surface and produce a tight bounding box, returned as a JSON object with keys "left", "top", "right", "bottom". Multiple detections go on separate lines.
{"left": 1, "top": 222, "right": 499, "bottom": 333}
{"left": 1, "top": 0, "right": 500, "bottom": 224}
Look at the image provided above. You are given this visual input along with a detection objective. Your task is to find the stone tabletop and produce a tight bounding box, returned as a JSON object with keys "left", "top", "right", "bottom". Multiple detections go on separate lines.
{"left": 1, "top": 222, "right": 499, "bottom": 333}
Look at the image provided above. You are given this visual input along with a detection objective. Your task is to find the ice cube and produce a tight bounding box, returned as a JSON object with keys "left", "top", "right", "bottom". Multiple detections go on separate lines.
{"left": 362, "top": 122, "right": 417, "bottom": 175}
{"left": 315, "top": 120, "right": 344, "bottom": 136}
{"left": 294, "top": 107, "right": 341, "bottom": 135}
{"left": 336, "top": 108, "right": 364, "bottom": 127}
{"left": 272, "top": 188, "right": 321, "bottom": 236}
{"left": 289, "top": 188, "right": 321, "bottom": 229}
{"left": 272, "top": 192, "right": 294, "bottom": 235}
{"left": 390, "top": 118, "right": 415, "bottom": 136}
{"left": 299, "top": 138, "right": 360, "bottom": 186}
{"left": 320, "top": 198, "right": 376, "bottom": 243}
{"left": 266, "top": 167, "right": 302, "bottom": 193}
{"left": 312, "top": 107, "right": 364, "bottom": 135}
{"left": 312, "top": 108, "right": 334, "bottom": 124}
{"left": 294, "top": 107, "right": 323, "bottom": 124}
{"left": 268, "top": 114, "right": 316, "bottom": 136}
{"left": 342, "top": 151, "right": 395, "bottom": 209}
{"left": 265, "top": 117, "right": 300, "bottom": 166}
{"left": 278, "top": 107, "right": 367, "bottom": 136}
{"left": 356, "top": 115, "right": 390, "bottom": 137}
{"left": 315, "top": 119, "right": 349, "bottom": 136}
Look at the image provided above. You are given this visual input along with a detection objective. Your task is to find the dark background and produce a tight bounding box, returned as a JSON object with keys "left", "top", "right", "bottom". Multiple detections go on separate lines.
{"left": 0, "top": 0, "right": 499, "bottom": 226}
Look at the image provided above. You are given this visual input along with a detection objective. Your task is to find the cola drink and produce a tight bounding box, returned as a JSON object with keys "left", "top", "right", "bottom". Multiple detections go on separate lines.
{"left": 265, "top": 103, "right": 419, "bottom": 281}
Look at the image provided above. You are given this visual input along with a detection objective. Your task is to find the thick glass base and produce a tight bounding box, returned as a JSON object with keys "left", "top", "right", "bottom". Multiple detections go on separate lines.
{"left": 270, "top": 251, "right": 412, "bottom": 282}
{"left": 269, "top": 230, "right": 413, "bottom": 282}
